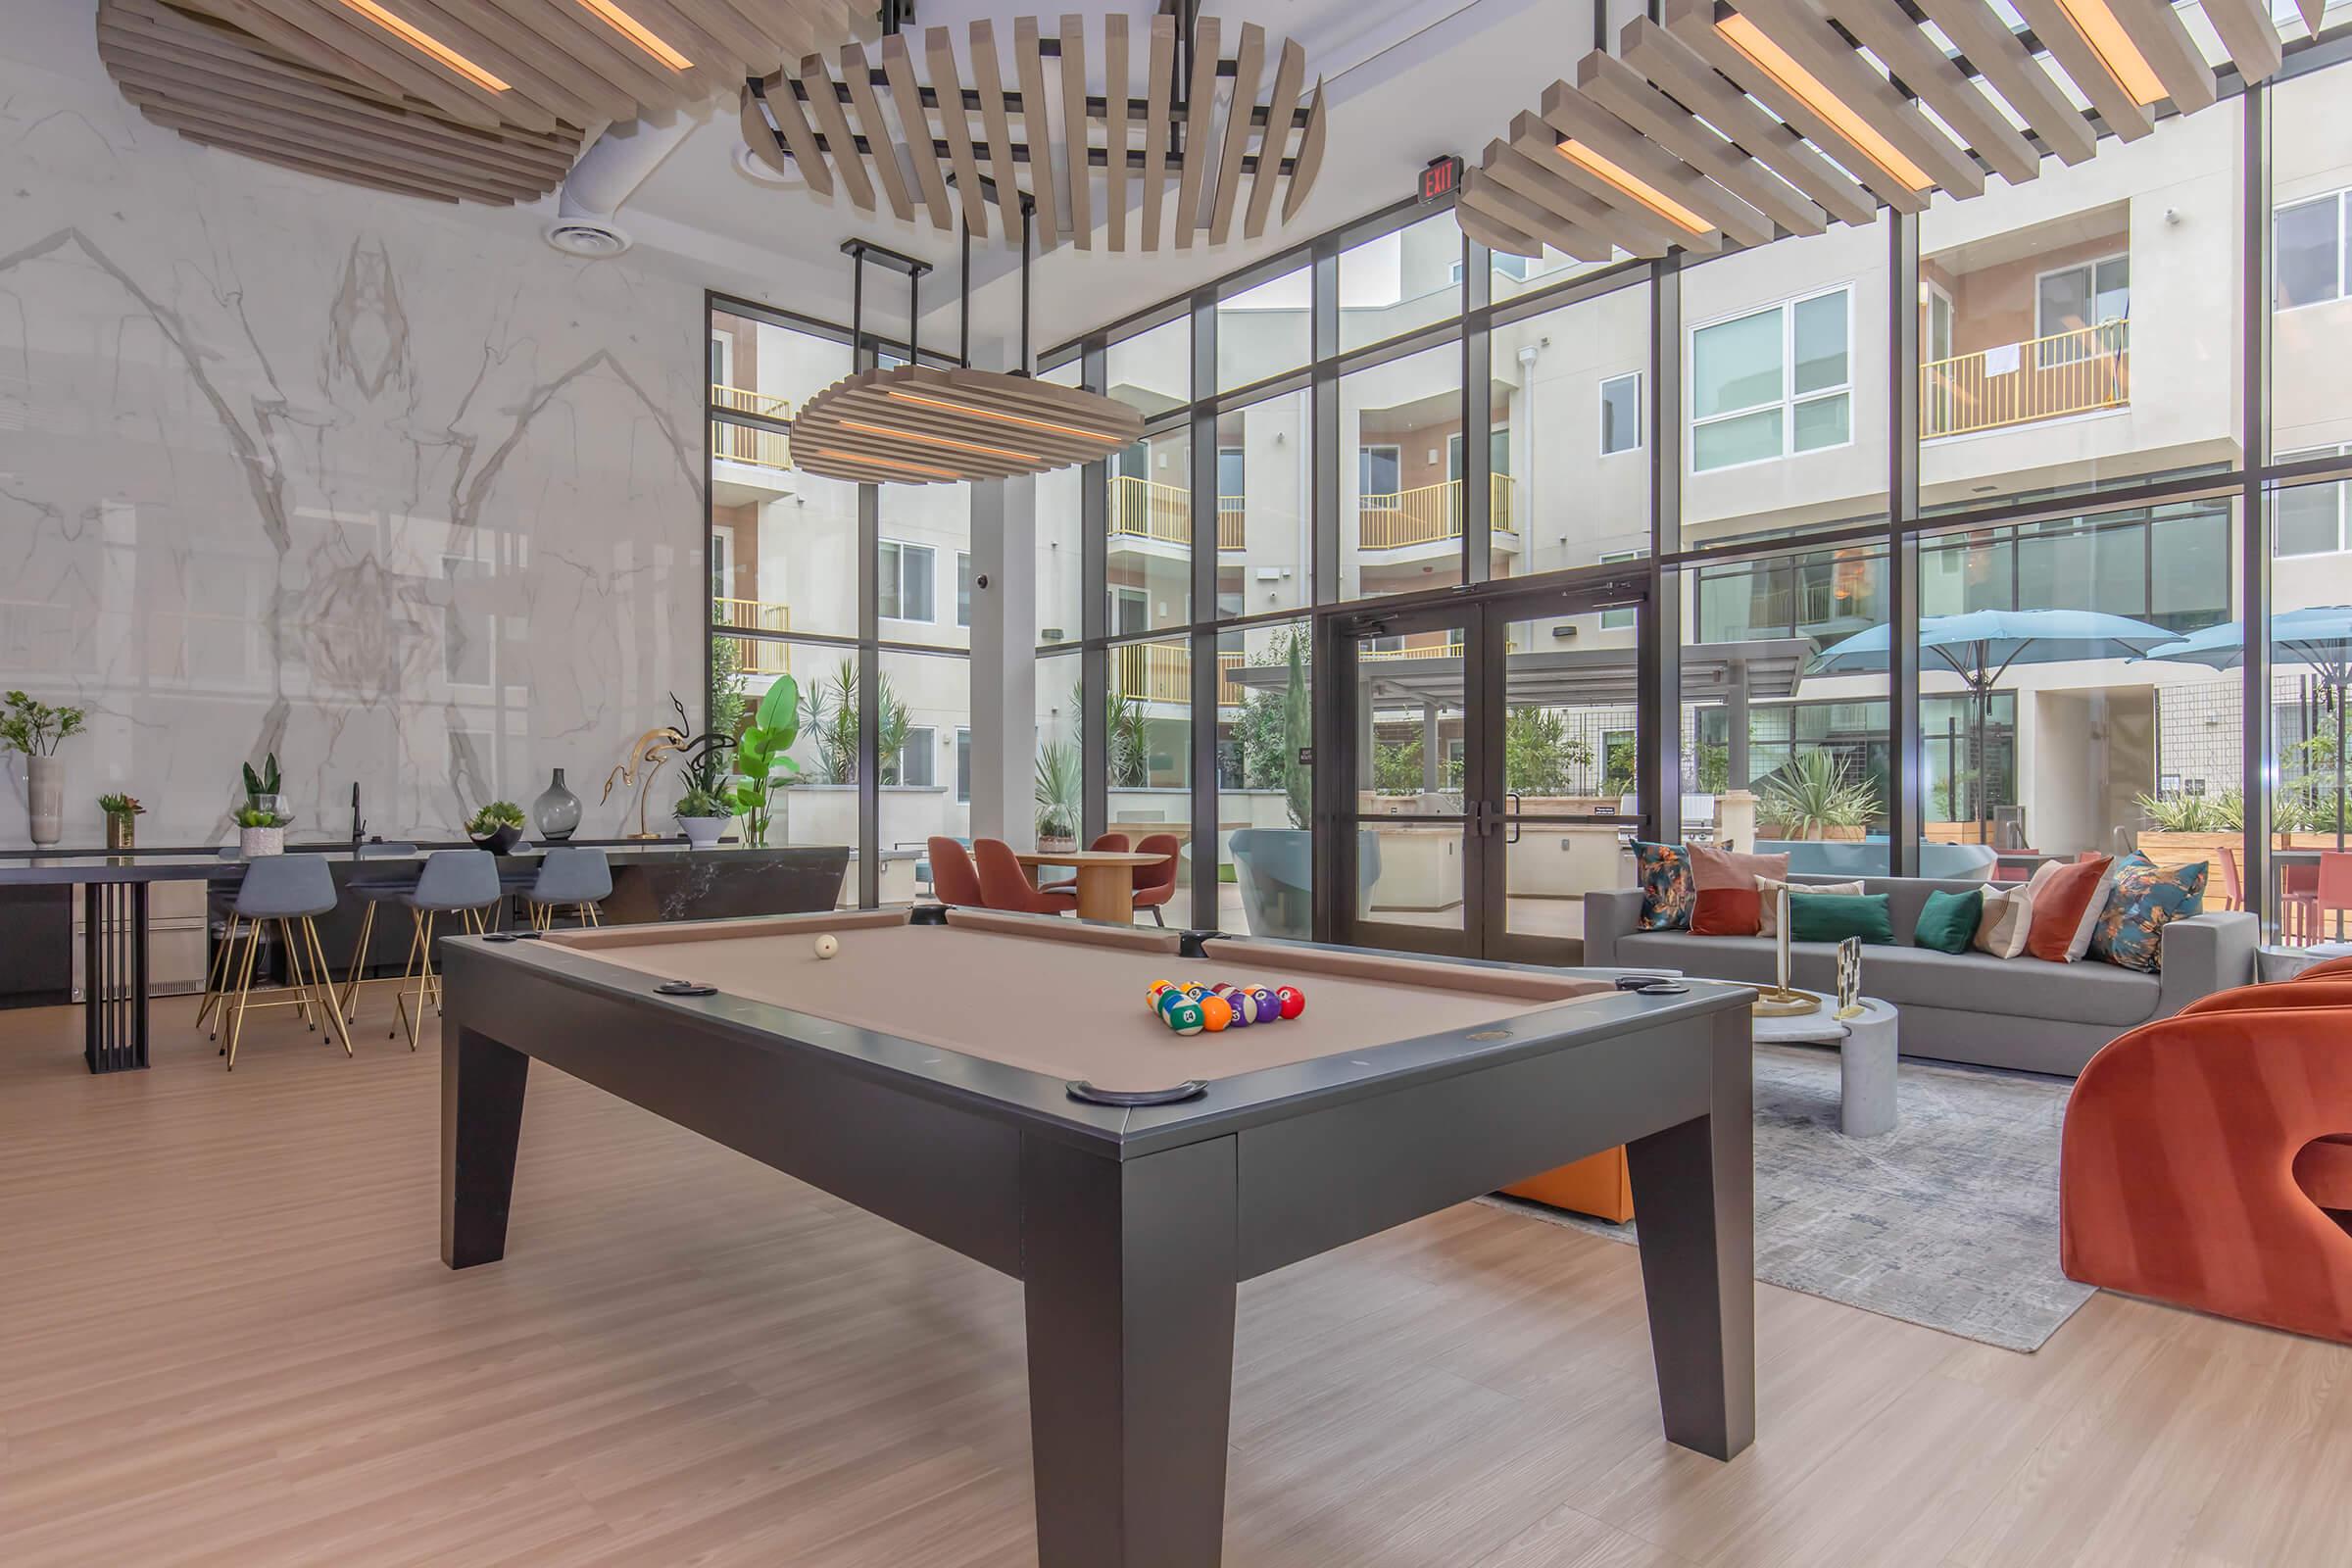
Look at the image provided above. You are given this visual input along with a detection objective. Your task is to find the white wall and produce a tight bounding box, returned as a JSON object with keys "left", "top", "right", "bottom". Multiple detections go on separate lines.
{"left": 0, "top": 14, "right": 704, "bottom": 847}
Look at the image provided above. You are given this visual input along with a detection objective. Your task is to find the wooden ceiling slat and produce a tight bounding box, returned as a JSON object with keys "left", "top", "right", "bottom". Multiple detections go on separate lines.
{"left": 174, "top": 0, "right": 500, "bottom": 126}
{"left": 1139, "top": 15, "right": 1175, "bottom": 251}
{"left": 2005, "top": 0, "right": 2157, "bottom": 140}
{"left": 1058, "top": 14, "right": 1093, "bottom": 249}
{"left": 2297, "top": 0, "right": 2325, "bottom": 32}
{"left": 738, "top": 86, "right": 795, "bottom": 179}
{"left": 1013, "top": 19, "right": 1061, "bottom": 250}
{"left": 1907, "top": 0, "right": 2096, "bottom": 166}
{"left": 637, "top": 0, "right": 768, "bottom": 78}
{"left": 756, "top": 70, "right": 831, "bottom": 196}
{"left": 1460, "top": 159, "right": 1617, "bottom": 263}
{"left": 147, "top": 0, "right": 412, "bottom": 99}
{"left": 799, "top": 51, "right": 875, "bottom": 212}
{"left": 1724, "top": 0, "right": 1982, "bottom": 197}
{"left": 1206, "top": 22, "right": 1263, "bottom": 246}
{"left": 1102, "top": 13, "right": 1130, "bottom": 251}
{"left": 1245, "top": 38, "right": 1304, "bottom": 241}
{"left": 2198, "top": 0, "right": 2283, "bottom": 84}
{"left": 1489, "top": 131, "right": 1684, "bottom": 259}
{"left": 1576, "top": 51, "right": 1824, "bottom": 237}
{"left": 136, "top": 96, "right": 538, "bottom": 201}
{"left": 180, "top": 132, "right": 465, "bottom": 199}
{"left": 1283, "top": 78, "right": 1326, "bottom": 223}
{"left": 377, "top": 0, "right": 611, "bottom": 124}
{"left": 225, "top": 0, "right": 545, "bottom": 130}
{"left": 794, "top": 364, "right": 1143, "bottom": 486}
{"left": 2103, "top": 0, "right": 2219, "bottom": 112}
{"left": 1455, "top": 183, "right": 1548, "bottom": 261}
{"left": 1172, "top": 15, "right": 1219, "bottom": 249}
{"left": 881, "top": 32, "right": 951, "bottom": 228}
{"left": 1538, "top": 79, "right": 1769, "bottom": 248}
{"left": 422, "top": 0, "right": 639, "bottom": 121}
{"left": 1818, "top": 0, "right": 2041, "bottom": 187}
{"left": 1618, "top": 19, "right": 1878, "bottom": 227}
{"left": 926, "top": 25, "right": 991, "bottom": 240}
{"left": 969, "top": 23, "right": 1026, "bottom": 240}
{"left": 838, "top": 45, "right": 913, "bottom": 221}
{"left": 595, "top": 0, "right": 747, "bottom": 81}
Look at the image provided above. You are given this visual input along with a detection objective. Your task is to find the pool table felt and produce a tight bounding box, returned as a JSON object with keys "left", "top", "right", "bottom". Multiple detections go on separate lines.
{"left": 542, "top": 912, "right": 1615, "bottom": 1094}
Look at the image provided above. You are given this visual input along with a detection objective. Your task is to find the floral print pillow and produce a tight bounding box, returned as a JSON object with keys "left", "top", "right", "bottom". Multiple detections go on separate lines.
{"left": 1633, "top": 841, "right": 1694, "bottom": 931}
{"left": 2090, "top": 853, "right": 2207, "bottom": 974}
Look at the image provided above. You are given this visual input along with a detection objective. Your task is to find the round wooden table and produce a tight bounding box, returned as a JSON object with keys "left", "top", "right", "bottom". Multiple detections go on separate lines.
{"left": 1013, "top": 849, "right": 1172, "bottom": 925}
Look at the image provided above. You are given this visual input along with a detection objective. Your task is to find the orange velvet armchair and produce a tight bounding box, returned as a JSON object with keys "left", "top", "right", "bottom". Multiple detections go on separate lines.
{"left": 2061, "top": 981, "right": 2352, "bottom": 1345}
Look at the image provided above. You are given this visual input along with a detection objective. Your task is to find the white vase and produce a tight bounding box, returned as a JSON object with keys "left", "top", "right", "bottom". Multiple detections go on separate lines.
{"left": 24, "top": 755, "right": 62, "bottom": 847}
{"left": 677, "top": 814, "right": 728, "bottom": 850}
{"left": 240, "top": 825, "right": 285, "bottom": 858}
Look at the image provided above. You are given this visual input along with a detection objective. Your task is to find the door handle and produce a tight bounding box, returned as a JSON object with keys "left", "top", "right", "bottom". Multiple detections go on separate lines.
{"left": 1506, "top": 793, "right": 1522, "bottom": 845}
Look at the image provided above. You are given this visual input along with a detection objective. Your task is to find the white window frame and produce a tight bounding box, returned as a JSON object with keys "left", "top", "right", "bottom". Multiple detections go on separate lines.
{"left": 889, "top": 725, "right": 938, "bottom": 788}
{"left": 2275, "top": 189, "right": 2350, "bottom": 313}
{"left": 709, "top": 328, "right": 734, "bottom": 389}
{"left": 1109, "top": 585, "right": 1151, "bottom": 636}
{"left": 1359, "top": 442, "right": 1403, "bottom": 502}
{"left": 878, "top": 539, "right": 937, "bottom": 623}
{"left": 1687, "top": 284, "right": 1854, "bottom": 476}
{"left": 956, "top": 550, "right": 973, "bottom": 628}
{"left": 1598, "top": 371, "right": 1642, "bottom": 457}
{"left": 2274, "top": 445, "right": 2352, "bottom": 559}
{"left": 955, "top": 727, "right": 972, "bottom": 803}
{"left": 710, "top": 522, "right": 735, "bottom": 603}
{"left": 1598, "top": 549, "right": 1646, "bottom": 630}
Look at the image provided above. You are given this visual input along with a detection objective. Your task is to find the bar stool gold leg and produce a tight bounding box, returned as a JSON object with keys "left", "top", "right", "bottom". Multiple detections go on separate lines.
{"left": 279, "top": 918, "right": 318, "bottom": 1032}
{"left": 341, "top": 901, "right": 378, "bottom": 1024}
{"left": 197, "top": 912, "right": 241, "bottom": 1037}
{"left": 305, "top": 917, "right": 354, "bottom": 1056}
{"left": 395, "top": 910, "right": 438, "bottom": 1049}
{"left": 223, "top": 919, "right": 263, "bottom": 1071}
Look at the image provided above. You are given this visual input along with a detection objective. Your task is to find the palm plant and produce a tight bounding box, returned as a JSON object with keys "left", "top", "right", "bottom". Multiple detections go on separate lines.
{"left": 805, "top": 659, "right": 910, "bottom": 784}
{"left": 1035, "top": 740, "right": 1082, "bottom": 842}
{"left": 1757, "top": 751, "right": 1875, "bottom": 840}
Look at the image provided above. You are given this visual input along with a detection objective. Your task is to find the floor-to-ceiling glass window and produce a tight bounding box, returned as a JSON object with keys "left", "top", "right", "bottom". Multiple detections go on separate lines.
{"left": 1340, "top": 343, "right": 1465, "bottom": 599}
{"left": 1217, "top": 616, "right": 1312, "bottom": 936}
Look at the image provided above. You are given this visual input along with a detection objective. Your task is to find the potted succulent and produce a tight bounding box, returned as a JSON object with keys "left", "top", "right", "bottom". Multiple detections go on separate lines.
{"left": 466, "top": 800, "right": 528, "bottom": 855}
{"left": 98, "top": 792, "right": 145, "bottom": 851}
{"left": 3, "top": 691, "right": 88, "bottom": 847}
{"left": 235, "top": 801, "right": 289, "bottom": 858}
{"left": 1035, "top": 741, "right": 1081, "bottom": 853}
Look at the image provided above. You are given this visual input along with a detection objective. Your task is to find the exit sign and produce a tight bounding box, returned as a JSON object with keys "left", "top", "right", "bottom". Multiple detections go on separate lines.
{"left": 1418, "top": 155, "right": 1463, "bottom": 204}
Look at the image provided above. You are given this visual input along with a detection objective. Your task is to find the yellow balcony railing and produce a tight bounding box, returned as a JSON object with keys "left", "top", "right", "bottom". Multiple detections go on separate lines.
{"left": 711, "top": 383, "right": 794, "bottom": 472}
{"left": 1357, "top": 473, "right": 1519, "bottom": 549}
{"left": 1360, "top": 636, "right": 1465, "bottom": 662}
{"left": 1921, "top": 319, "right": 2129, "bottom": 439}
{"left": 1107, "top": 647, "right": 1255, "bottom": 708}
{"left": 713, "top": 598, "right": 794, "bottom": 675}
{"left": 1109, "top": 475, "right": 1248, "bottom": 550}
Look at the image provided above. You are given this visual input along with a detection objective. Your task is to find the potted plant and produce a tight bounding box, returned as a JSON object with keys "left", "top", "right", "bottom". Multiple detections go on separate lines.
{"left": 1757, "top": 752, "right": 1875, "bottom": 841}
{"left": 722, "top": 675, "right": 801, "bottom": 848}
{"left": 98, "top": 793, "right": 145, "bottom": 851}
{"left": 234, "top": 802, "right": 289, "bottom": 857}
{"left": 3, "top": 691, "right": 88, "bottom": 847}
{"left": 466, "top": 801, "right": 528, "bottom": 855}
{"left": 1035, "top": 740, "right": 1081, "bottom": 852}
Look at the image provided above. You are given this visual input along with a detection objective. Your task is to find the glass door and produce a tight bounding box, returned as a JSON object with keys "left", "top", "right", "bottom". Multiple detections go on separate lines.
{"left": 1331, "top": 601, "right": 1484, "bottom": 957}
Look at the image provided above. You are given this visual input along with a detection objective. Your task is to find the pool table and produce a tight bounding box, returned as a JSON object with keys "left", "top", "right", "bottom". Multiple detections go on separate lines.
{"left": 438, "top": 906, "right": 1756, "bottom": 1568}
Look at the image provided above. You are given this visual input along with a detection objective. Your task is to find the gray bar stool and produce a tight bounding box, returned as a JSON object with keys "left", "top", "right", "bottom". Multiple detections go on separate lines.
{"left": 218, "top": 855, "right": 352, "bottom": 1070}
{"left": 194, "top": 846, "right": 248, "bottom": 1040}
{"left": 338, "top": 841, "right": 420, "bottom": 1024}
{"left": 524, "top": 847, "right": 612, "bottom": 931}
{"left": 394, "top": 850, "right": 500, "bottom": 1049}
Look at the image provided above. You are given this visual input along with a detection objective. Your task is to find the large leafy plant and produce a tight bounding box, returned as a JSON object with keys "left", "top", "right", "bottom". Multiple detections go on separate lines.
{"left": 1757, "top": 751, "right": 1875, "bottom": 840}
{"left": 1035, "top": 740, "right": 1081, "bottom": 840}
{"left": 2, "top": 692, "right": 87, "bottom": 758}
{"left": 724, "top": 675, "right": 802, "bottom": 847}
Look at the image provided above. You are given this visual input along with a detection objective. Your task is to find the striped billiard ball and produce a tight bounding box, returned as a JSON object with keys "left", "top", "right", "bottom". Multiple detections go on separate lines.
{"left": 1159, "top": 997, "right": 1205, "bottom": 1035}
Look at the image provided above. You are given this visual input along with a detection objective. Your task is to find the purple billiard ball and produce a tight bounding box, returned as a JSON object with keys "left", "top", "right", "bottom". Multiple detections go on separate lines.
{"left": 1247, "top": 986, "right": 1280, "bottom": 1022}
{"left": 1224, "top": 992, "right": 1254, "bottom": 1026}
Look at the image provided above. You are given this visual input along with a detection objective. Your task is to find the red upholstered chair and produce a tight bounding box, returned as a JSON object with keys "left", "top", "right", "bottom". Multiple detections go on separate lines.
{"left": 2062, "top": 985, "right": 2352, "bottom": 1344}
{"left": 927, "top": 837, "right": 982, "bottom": 907}
{"left": 2299, "top": 955, "right": 2352, "bottom": 983}
{"left": 2320, "top": 852, "right": 2352, "bottom": 944}
{"left": 2217, "top": 844, "right": 2244, "bottom": 912}
{"left": 1040, "top": 833, "right": 1128, "bottom": 895}
{"left": 972, "top": 838, "right": 1077, "bottom": 915}
{"left": 1129, "top": 833, "right": 1182, "bottom": 926}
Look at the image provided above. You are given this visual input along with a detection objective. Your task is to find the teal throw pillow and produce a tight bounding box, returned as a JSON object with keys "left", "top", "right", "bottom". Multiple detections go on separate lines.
{"left": 1632, "top": 841, "right": 1693, "bottom": 931}
{"left": 1788, "top": 892, "right": 1896, "bottom": 946}
{"left": 1914, "top": 887, "right": 1983, "bottom": 955}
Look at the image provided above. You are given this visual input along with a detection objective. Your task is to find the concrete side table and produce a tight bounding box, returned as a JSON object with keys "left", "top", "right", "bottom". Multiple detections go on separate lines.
{"left": 2259, "top": 942, "right": 2352, "bottom": 983}
{"left": 1750, "top": 992, "right": 1899, "bottom": 1138}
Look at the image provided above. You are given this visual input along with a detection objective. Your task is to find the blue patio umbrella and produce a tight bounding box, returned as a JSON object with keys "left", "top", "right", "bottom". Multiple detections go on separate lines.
{"left": 1809, "top": 609, "right": 2177, "bottom": 843}
{"left": 2140, "top": 606, "right": 2352, "bottom": 850}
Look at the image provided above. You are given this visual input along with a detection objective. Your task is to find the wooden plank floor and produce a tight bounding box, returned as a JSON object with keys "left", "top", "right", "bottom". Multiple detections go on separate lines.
{"left": 1, "top": 994, "right": 2346, "bottom": 1567}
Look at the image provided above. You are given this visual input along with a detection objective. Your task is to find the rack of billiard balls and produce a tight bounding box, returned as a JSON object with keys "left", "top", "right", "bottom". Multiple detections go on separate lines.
{"left": 1146, "top": 979, "right": 1306, "bottom": 1035}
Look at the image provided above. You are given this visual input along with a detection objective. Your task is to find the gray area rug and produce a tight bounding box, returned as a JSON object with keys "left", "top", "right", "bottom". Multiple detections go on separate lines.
{"left": 1481, "top": 1045, "right": 2093, "bottom": 1352}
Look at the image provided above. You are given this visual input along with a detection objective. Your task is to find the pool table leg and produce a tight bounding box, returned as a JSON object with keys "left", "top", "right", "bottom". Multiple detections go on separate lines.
{"left": 1020, "top": 1134, "right": 1239, "bottom": 1568}
{"left": 442, "top": 1021, "right": 530, "bottom": 1270}
{"left": 1624, "top": 1005, "right": 1755, "bottom": 1461}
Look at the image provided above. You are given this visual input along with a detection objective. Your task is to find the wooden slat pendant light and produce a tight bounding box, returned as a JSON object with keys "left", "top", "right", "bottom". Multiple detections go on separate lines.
{"left": 741, "top": 2, "right": 1326, "bottom": 250}
{"left": 789, "top": 239, "right": 1142, "bottom": 487}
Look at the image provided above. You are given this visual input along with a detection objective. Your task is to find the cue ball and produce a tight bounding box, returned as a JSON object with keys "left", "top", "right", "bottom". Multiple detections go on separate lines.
{"left": 813, "top": 935, "right": 840, "bottom": 959}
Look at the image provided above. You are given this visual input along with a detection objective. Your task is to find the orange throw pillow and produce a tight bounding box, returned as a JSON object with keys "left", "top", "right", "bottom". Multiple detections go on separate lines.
{"left": 1689, "top": 846, "right": 1790, "bottom": 937}
{"left": 2026, "top": 855, "right": 2113, "bottom": 962}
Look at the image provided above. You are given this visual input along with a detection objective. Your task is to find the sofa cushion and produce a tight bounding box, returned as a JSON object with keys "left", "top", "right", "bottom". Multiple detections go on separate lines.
{"left": 1974, "top": 884, "right": 2034, "bottom": 958}
{"left": 1690, "top": 846, "right": 1788, "bottom": 936}
{"left": 1611, "top": 933, "right": 2163, "bottom": 1028}
{"left": 1632, "top": 841, "right": 1693, "bottom": 931}
{"left": 2090, "top": 853, "right": 2209, "bottom": 974}
{"left": 1788, "top": 893, "right": 1896, "bottom": 945}
{"left": 2026, "top": 857, "right": 2115, "bottom": 962}
{"left": 1759, "top": 876, "right": 1860, "bottom": 936}
{"left": 1915, "top": 888, "right": 1982, "bottom": 955}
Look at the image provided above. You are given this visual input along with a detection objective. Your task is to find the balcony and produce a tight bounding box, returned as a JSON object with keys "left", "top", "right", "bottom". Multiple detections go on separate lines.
{"left": 711, "top": 383, "right": 794, "bottom": 472}
{"left": 1921, "top": 320, "right": 2129, "bottom": 440}
{"left": 713, "top": 597, "right": 793, "bottom": 676}
{"left": 1358, "top": 474, "right": 1519, "bottom": 550}
{"left": 1109, "top": 476, "right": 1248, "bottom": 550}
{"left": 1107, "top": 644, "right": 1258, "bottom": 708}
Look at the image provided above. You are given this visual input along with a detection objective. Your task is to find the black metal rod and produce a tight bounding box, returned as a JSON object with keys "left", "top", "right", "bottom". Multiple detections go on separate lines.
{"left": 959, "top": 219, "right": 971, "bottom": 368}
{"left": 908, "top": 264, "right": 919, "bottom": 364}
{"left": 1020, "top": 199, "right": 1034, "bottom": 376}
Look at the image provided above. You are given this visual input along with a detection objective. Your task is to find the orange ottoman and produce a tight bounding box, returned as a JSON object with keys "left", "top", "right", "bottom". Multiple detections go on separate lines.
{"left": 1504, "top": 1148, "right": 1634, "bottom": 1223}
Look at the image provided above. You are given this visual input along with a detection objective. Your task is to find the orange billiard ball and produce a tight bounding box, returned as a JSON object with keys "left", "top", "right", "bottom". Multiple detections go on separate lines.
{"left": 1198, "top": 994, "right": 1234, "bottom": 1032}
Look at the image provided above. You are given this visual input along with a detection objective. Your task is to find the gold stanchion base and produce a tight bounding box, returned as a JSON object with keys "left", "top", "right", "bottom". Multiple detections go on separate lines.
{"left": 1750, "top": 986, "right": 1821, "bottom": 1017}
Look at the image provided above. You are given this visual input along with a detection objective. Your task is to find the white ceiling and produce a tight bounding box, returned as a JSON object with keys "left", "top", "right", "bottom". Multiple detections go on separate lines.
{"left": 612, "top": 0, "right": 1592, "bottom": 359}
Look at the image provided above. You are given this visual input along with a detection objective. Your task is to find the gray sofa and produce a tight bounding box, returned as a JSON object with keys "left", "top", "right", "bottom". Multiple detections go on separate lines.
{"left": 1584, "top": 875, "right": 2258, "bottom": 1076}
